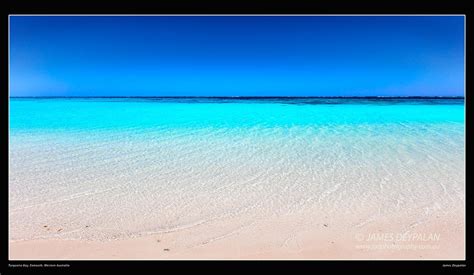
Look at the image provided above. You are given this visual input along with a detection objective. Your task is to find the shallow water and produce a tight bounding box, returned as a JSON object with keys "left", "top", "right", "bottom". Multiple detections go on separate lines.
{"left": 9, "top": 98, "right": 465, "bottom": 242}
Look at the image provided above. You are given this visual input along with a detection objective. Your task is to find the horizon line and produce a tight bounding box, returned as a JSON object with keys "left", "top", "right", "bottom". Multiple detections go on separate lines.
{"left": 9, "top": 96, "right": 465, "bottom": 99}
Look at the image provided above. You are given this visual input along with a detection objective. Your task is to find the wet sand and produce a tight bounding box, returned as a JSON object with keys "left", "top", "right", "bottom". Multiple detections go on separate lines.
{"left": 10, "top": 210, "right": 464, "bottom": 260}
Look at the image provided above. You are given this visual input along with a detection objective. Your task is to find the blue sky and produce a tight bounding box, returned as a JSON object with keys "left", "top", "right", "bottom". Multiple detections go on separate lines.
{"left": 10, "top": 16, "right": 464, "bottom": 97}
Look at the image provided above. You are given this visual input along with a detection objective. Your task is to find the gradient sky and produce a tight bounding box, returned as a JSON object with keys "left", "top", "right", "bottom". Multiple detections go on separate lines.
{"left": 10, "top": 15, "right": 464, "bottom": 97}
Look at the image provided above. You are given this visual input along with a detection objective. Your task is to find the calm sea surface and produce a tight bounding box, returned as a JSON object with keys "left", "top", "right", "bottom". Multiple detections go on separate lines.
{"left": 9, "top": 98, "right": 465, "bottom": 242}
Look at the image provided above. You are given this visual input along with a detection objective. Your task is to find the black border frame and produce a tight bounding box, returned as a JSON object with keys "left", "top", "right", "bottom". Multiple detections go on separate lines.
{"left": 1, "top": 1, "right": 471, "bottom": 273}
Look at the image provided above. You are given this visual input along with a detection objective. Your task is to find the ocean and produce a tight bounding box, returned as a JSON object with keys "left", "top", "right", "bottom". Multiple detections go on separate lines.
{"left": 9, "top": 97, "right": 465, "bottom": 245}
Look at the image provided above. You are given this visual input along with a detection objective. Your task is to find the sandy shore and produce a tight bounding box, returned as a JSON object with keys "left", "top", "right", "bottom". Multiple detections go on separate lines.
{"left": 9, "top": 210, "right": 464, "bottom": 260}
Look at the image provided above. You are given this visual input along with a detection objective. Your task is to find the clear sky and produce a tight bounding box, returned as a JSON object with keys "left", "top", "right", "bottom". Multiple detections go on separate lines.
{"left": 10, "top": 15, "right": 464, "bottom": 97}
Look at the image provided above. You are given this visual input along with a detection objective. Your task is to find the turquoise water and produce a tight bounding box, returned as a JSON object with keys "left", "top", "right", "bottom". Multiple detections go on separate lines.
{"left": 9, "top": 98, "right": 465, "bottom": 242}
{"left": 10, "top": 98, "right": 464, "bottom": 133}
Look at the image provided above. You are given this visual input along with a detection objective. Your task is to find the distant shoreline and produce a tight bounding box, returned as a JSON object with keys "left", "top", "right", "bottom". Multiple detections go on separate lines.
{"left": 9, "top": 96, "right": 465, "bottom": 99}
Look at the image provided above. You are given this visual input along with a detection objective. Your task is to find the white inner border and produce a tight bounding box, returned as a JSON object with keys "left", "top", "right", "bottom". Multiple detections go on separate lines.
{"left": 7, "top": 14, "right": 467, "bottom": 261}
